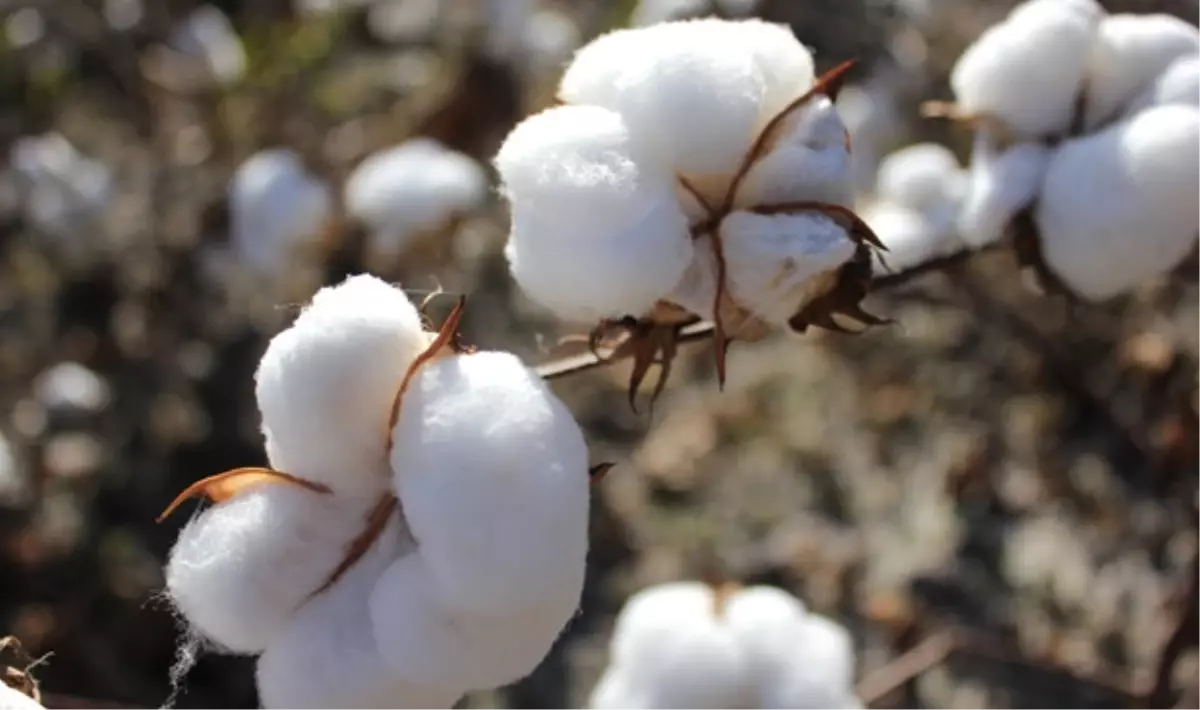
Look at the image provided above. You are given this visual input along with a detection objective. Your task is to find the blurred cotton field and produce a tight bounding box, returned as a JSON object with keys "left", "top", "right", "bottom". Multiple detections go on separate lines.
{"left": 0, "top": 1, "right": 1196, "bottom": 709}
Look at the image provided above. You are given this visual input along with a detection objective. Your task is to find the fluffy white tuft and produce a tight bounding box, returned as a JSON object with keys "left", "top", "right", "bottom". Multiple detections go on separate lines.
{"left": 497, "top": 105, "right": 692, "bottom": 323}
{"left": 389, "top": 350, "right": 589, "bottom": 617}
{"left": 229, "top": 148, "right": 333, "bottom": 274}
{"left": 873, "top": 143, "right": 964, "bottom": 215}
{"left": 958, "top": 133, "right": 1051, "bottom": 247}
{"left": 1036, "top": 104, "right": 1200, "bottom": 300}
{"left": 0, "top": 683, "right": 43, "bottom": 710}
{"left": 254, "top": 515, "right": 458, "bottom": 709}
{"left": 950, "top": 0, "right": 1103, "bottom": 138}
{"left": 369, "top": 553, "right": 578, "bottom": 691}
{"left": 1126, "top": 54, "right": 1200, "bottom": 116}
{"left": 254, "top": 274, "right": 427, "bottom": 496}
{"left": 1084, "top": 13, "right": 1200, "bottom": 129}
{"left": 344, "top": 138, "right": 487, "bottom": 259}
{"left": 863, "top": 201, "right": 954, "bottom": 276}
{"left": 168, "top": 5, "right": 246, "bottom": 86}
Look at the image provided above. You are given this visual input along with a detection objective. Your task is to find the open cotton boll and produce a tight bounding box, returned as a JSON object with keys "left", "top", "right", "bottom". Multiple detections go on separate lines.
{"left": 560, "top": 19, "right": 768, "bottom": 177}
{"left": 255, "top": 275, "right": 428, "bottom": 496}
{"left": 370, "top": 553, "right": 579, "bottom": 690}
{"left": 0, "top": 683, "right": 43, "bottom": 710}
{"left": 950, "top": 0, "right": 1103, "bottom": 138}
{"left": 497, "top": 105, "right": 692, "bottom": 322}
{"left": 255, "top": 515, "right": 457, "bottom": 709}
{"left": 1126, "top": 55, "right": 1200, "bottom": 115}
{"left": 9, "top": 132, "right": 114, "bottom": 240}
{"left": 720, "top": 211, "right": 858, "bottom": 327}
{"left": 1036, "top": 104, "right": 1200, "bottom": 300}
{"left": 344, "top": 139, "right": 487, "bottom": 259}
{"left": 1084, "top": 14, "right": 1200, "bottom": 129}
{"left": 958, "top": 134, "right": 1051, "bottom": 248}
{"left": 229, "top": 148, "right": 333, "bottom": 274}
{"left": 873, "top": 143, "right": 964, "bottom": 215}
{"left": 735, "top": 95, "right": 854, "bottom": 209}
{"left": 389, "top": 350, "right": 589, "bottom": 617}
{"left": 167, "top": 5, "right": 245, "bottom": 86}
{"left": 165, "top": 482, "right": 403, "bottom": 654}
{"left": 862, "top": 201, "right": 949, "bottom": 275}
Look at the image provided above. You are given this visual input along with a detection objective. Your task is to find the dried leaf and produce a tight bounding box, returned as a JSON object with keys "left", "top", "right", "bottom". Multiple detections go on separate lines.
{"left": 157, "top": 468, "right": 332, "bottom": 523}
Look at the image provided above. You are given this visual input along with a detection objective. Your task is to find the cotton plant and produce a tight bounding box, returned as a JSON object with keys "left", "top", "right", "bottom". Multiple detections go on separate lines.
{"left": 935, "top": 0, "right": 1199, "bottom": 301}
{"left": 496, "top": 18, "right": 888, "bottom": 406}
{"left": 860, "top": 143, "right": 968, "bottom": 276}
{"left": 589, "top": 581, "right": 861, "bottom": 709}
{"left": 159, "top": 274, "right": 592, "bottom": 708}
{"left": 344, "top": 138, "right": 488, "bottom": 270}
{"left": 8, "top": 132, "right": 114, "bottom": 242}
{"left": 226, "top": 148, "right": 335, "bottom": 279}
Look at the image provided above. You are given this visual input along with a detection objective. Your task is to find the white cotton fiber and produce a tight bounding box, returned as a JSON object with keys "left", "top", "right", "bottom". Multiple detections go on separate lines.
{"left": 344, "top": 139, "right": 487, "bottom": 259}
{"left": 724, "top": 18, "right": 815, "bottom": 131}
{"left": 558, "top": 19, "right": 767, "bottom": 177}
{"left": 1036, "top": 104, "right": 1200, "bottom": 300}
{"left": 255, "top": 515, "right": 459, "bottom": 709}
{"left": 950, "top": 0, "right": 1103, "bottom": 138}
{"left": 958, "top": 133, "right": 1051, "bottom": 247}
{"left": 862, "top": 201, "right": 949, "bottom": 276}
{"left": 388, "top": 350, "right": 589, "bottom": 617}
{"left": 369, "top": 553, "right": 578, "bottom": 690}
{"left": 1126, "top": 55, "right": 1200, "bottom": 115}
{"left": 873, "top": 143, "right": 964, "bottom": 215}
{"left": 165, "top": 483, "right": 399, "bottom": 654}
{"left": 229, "top": 148, "right": 333, "bottom": 274}
{"left": 255, "top": 274, "right": 428, "bottom": 497}
{"left": 720, "top": 211, "right": 857, "bottom": 326}
{"left": 735, "top": 96, "right": 854, "bottom": 209}
{"left": 0, "top": 683, "right": 43, "bottom": 710}
{"left": 1084, "top": 14, "right": 1200, "bottom": 129}
{"left": 497, "top": 105, "right": 692, "bottom": 322}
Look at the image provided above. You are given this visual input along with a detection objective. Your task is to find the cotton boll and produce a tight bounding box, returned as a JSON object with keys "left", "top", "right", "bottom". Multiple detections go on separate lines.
{"left": 497, "top": 105, "right": 692, "bottom": 322}
{"left": 369, "top": 553, "right": 577, "bottom": 690}
{"left": 558, "top": 19, "right": 767, "bottom": 177}
{"left": 1126, "top": 55, "right": 1200, "bottom": 115}
{"left": 1037, "top": 104, "right": 1200, "bottom": 300}
{"left": 33, "top": 361, "right": 111, "bottom": 415}
{"left": 958, "top": 134, "right": 1050, "bottom": 247}
{"left": 229, "top": 148, "right": 333, "bottom": 275}
{"left": 720, "top": 211, "right": 857, "bottom": 327}
{"left": 862, "top": 201, "right": 947, "bottom": 275}
{"left": 389, "top": 350, "right": 589, "bottom": 617}
{"left": 165, "top": 483, "right": 402, "bottom": 653}
{"left": 735, "top": 96, "right": 854, "bottom": 209}
{"left": 950, "top": 0, "right": 1103, "bottom": 138}
{"left": 255, "top": 275, "right": 428, "bottom": 496}
{"left": 874, "top": 143, "right": 964, "bottom": 215}
{"left": 9, "top": 132, "right": 114, "bottom": 240}
{"left": 255, "top": 515, "right": 457, "bottom": 709}
{"left": 344, "top": 139, "right": 487, "bottom": 260}
{"left": 725, "top": 19, "right": 815, "bottom": 130}
{"left": 168, "top": 5, "right": 245, "bottom": 86}
{"left": 1085, "top": 14, "right": 1200, "bottom": 129}
{"left": 0, "top": 683, "right": 43, "bottom": 710}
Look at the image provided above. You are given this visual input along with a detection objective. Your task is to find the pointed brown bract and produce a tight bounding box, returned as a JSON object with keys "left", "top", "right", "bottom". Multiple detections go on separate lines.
{"left": 588, "top": 462, "right": 615, "bottom": 484}
{"left": 386, "top": 296, "right": 469, "bottom": 452}
{"left": 157, "top": 467, "right": 333, "bottom": 523}
{"left": 308, "top": 493, "right": 398, "bottom": 600}
{"left": 788, "top": 243, "right": 890, "bottom": 334}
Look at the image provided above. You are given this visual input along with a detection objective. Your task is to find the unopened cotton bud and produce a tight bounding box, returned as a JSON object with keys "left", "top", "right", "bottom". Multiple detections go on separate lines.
{"left": 1084, "top": 13, "right": 1200, "bottom": 129}
{"left": 369, "top": 553, "right": 578, "bottom": 690}
{"left": 389, "top": 350, "right": 589, "bottom": 617}
{"left": 1036, "top": 104, "right": 1200, "bottom": 300}
{"left": 719, "top": 211, "right": 857, "bottom": 327}
{"left": 254, "top": 274, "right": 427, "bottom": 496}
{"left": 950, "top": 0, "right": 1103, "bottom": 138}
{"left": 958, "top": 133, "right": 1051, "bottom": 247}
{"left": 735, "top": 95, "right": 854, "bottom": 209}
{"left": 255, "top": 515, "right": 459, "bottom": 709}
{"left": 229, "top": 148, "right": 333, "bottom": 274}
{"left": 497, "top": 105, "right": 692, "bottom": 322}
{"left": 1126, "top": 55, "right": 1200, "bottom": 116}
{"left": 165, "top": 483, "right": 402, "bottom": 653}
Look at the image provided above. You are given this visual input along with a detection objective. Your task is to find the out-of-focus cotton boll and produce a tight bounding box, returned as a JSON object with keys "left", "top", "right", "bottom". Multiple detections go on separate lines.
{"left": 1084, "top": 13, "right": 1200, "bottom": 129}
{"left": 735, "top": 96, "right": 854, "bottom": 209}
{"left": 344, "top": 139, "right": 487, "bottom": 260}
{"left": 167, "top": 5, "right": 245, "bottom": 86}
{"left": 863, "top": 201, "right": 947, "bottom": 275}
{"left": 165, "top": 483, "right": 401, "bottom": 654}
{"left": 1036, "top": 104, "right": 1200, "bottom": 300}
{"left": 33, "top": 361, "right": 111, "bottom": 416}
{"left": 254, "top": 275, "right": 428, "bottom": 496}
{"left": 958, "top": 133, "right": 1051, "bottom": 248}
{"left": 9, "top": 132, "right": 113, "bottom": 240}
{"left": 950, "top": 0, "right": 1103, "bottom": 138}
{"left": 874, "top": 143, "right": 964, "bottom": 216}
{"left": 255, "top": 515, "right": 457, "bottom": 709}
{"left": 229, "top": 148, "right": 333, "bottom": 275}
{"left": 518, "top": 8, "right": 581, "bottom": 78}
{"left": 389, "top": 350, "right": 589, "bottom": 617}
{"left": 369, "top": 553, "right": 577, "bottom": 690}
{"left": 1126, "top": 55, "right": 1200, "bottom": 115}
{"left": 497, "top": 105, "right": 692, "bottom": 323}
{"left": 719, "top": 211, "right": 857, "bottom": 327}
{"left": 560, "top": 19, "right": 768, "bottom": 177}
